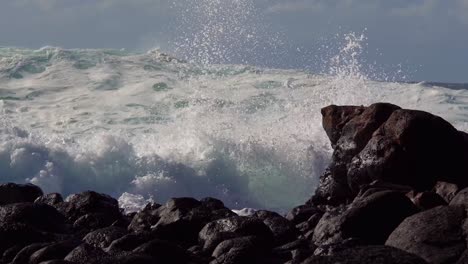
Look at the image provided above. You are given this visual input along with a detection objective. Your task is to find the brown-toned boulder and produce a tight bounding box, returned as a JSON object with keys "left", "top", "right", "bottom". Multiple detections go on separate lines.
{"left": 348, "top": 109, "right": 468, "bottom": 193}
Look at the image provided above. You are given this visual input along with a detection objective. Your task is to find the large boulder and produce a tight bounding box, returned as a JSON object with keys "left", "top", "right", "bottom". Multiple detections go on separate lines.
{"left": 253, "top": 210, "right": 298, "bottom": 245}
{"left": 313, "top": 191, "right": 417, "bottom": 246}
{"left": 64, "top": 243, "right": 114, "bottom": 264}
{"left": 83, "top": 226, "right": 128, "bottom": 249}
{"left": 321, "top": 105, "right": 366, "bottom": 148}
{"left": 28, "top": 240, "right": 81, "bottom": 264}
{"left": 386, "top": 206, "right": 466, "bottom": 264}
{"left": 311, "top": 103, "right": 401, "bottom": 205}
{"left": 127, "top": 203, "right": 161, "bottom": 233}
{"left": 300, "top": 246, "right": 428, "bottom": 264}
{"left": 0, "top": 224, "right": 50, "bottom": 257}
{"left": 35, "top": 193, "right": 64, "bottom": 206}
{"left": 450, "top": 187, "right": 468, "bottom": 208}
{"left": 132, "top": 239, "right": 189, "bottom": 264}
{"left": 348, "top": 109, "right": 468, "bottom": 193}
{"left": 0, "top": 203, "right": 67, "bottom": 233}
{"left": 57, "top": 191, "right": 121, "bottom": 223}
{"left": 150, "top": 197, "right": 235, "bottom": 245}
{"left": 199, "top": 216, "right": 273, "bottom": 253}
{"left": 0, "top": 183, "right": 43, "bottom": 205}
{"left": 333, "top": 103, "right": 401, "bottom": 162}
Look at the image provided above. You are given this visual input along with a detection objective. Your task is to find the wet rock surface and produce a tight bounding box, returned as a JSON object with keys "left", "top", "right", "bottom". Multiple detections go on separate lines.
{"left": 1, "top": 103, "right": 467, "bottom": 263}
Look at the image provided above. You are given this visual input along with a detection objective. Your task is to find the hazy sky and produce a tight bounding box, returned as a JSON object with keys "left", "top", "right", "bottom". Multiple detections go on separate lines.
{"left": 1, "top": 0, "right": 467, "bottom": 82}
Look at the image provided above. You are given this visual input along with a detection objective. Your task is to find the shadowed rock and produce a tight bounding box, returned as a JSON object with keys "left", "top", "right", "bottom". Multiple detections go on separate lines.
{"left": 0, "top": 183, "right": 43, "bottom": 205}
{"left": 386, "top": 206, "right": 466, "bottom": 264}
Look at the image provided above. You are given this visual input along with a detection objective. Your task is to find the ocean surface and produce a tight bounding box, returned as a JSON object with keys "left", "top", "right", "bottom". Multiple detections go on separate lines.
{"left": 1, "top": 46, "right": 467, "bottom": 213}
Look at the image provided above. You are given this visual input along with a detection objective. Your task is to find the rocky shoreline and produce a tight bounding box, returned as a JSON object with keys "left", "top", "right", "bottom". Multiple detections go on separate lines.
{"left": 1, "top": 103, "right": 467, "bottom": 264}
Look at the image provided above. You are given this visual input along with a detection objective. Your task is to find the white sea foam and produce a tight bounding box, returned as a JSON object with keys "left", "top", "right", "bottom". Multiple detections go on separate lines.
{"left": 0, "top": 42, "right": 467, "bottom": 212}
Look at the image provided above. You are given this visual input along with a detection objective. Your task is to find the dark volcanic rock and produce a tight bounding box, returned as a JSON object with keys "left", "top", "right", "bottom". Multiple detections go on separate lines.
{"left": 11, "top": 243, "right": 51, "bottom": 264}
{"left": 132, "top": 239, "right": 189, "bottom": 264}
{"left": 386, "top": 205, "right": 466, "bottom": 264}
{"left": 0, "top": 203, "right": 67, "bottom": 233}
{"left": 29, "top": 240, "right": 81, "bottom": 264}
{"left": 114, "top": 254, "right": 156, "bottom": 264}
{"left": 434, "top": 181, "right": 459, "bottom": 203}
{"left": 105, "top": 233, "right": 152, "bottom": 253}
{"left": 313, "top": 191, "right": 417, "bottom": 246}
{"left": 407, "top": 191, "right": 447, "bottom": 210}
{"left": 83, "top": 226, "right": 127, "bottom": 249}
{"left": 0, "top": 183, "right": 43, "bottom": 205}
{"left": 301, "top": 246, "right": 428, "bottom": 264}
{"left": 57, "top": 191, "right": 120, "bottom": 223}
{"left": 199, "top": 216, "right": 273, "bottom": 253}
{"left": 334, "top": 103, "right": 401, "bottom": 162}
{"left": 253, "top": 210, "right": 298, "bottom": 245}
{"left": 35, "top": 193, "right": 64, "bottom": 206}
{"left": 151, "top": 197, "right": 235, "bottom": 245}
{"left": 127, "top": 203, "right": 161, "bottom": 233}
{"left": 73, "top": 213, "right": 117, "bottom": 231}
{"left": 64, "top": 243, "right": 113, "bottom": 264}
{"left": 321, "top": 105, "right": 366, "bottom": 148}
{"left": 286, "top": 205, "right": 323, "bottom": 225}
{"left": 348, "top": 109, "right": 468, "bottom": 193}
{"left": 450, "top": 187, "right": 468, "bottom": 208}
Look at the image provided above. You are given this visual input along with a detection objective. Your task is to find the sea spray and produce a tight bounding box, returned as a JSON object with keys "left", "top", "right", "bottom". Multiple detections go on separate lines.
{"left": 1, "top": 40, "right": 468, "bottom": 212}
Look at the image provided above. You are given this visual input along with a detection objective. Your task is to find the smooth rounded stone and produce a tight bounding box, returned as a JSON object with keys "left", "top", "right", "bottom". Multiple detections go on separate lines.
{"left": 450, "top": 187, "right": 468, "bottom": 207}
{"left": 29, "top": 240, "right": 81, "bottom": 264}
{"left": 313, "top": 191, "right": 417, "bottom": 246}
{"left": 11, "top": 243, "right": 51, "bottom": 264}
{"left": 105, "top": 233, "right": 152, "bottom": 253}
{"left": 300, "top": 246, "right": 428, "bottom": 264}
{"left": 347, "top": 109, "right": 468, "bottom": 193}
{"left": 0, "top": 183, "right": 43, "bottom": 205}
{"left": 83, "top": 226, "right": 128, "bottom": 249}
{"left": 212, "top": 236, "right": 267, "bottom": 258}
{"left": 2, "top": 244, "right": 24, "bottom": 263}
{"left": 320, "top": 105, "right": 366, "bottom": 148}
{"left": 199, "top": 216, "right": 274, "bottom": 253}
{"left": 35, "top": 193, "right": 64, "bottom": 206}
{"left": 58, "top": 191, "right": 120, "bottom": 222}
{"left": 210, "top": 247, "right": 267, "bottom": 264}
{"left": 253, "top": 210, "right": 298, "bottom": 245}
{"left": 273, "top": 239, "right": 312, "bottom": 263}
{"left": 152, "top": 198, "right": 235, "bottom": 245}
{"left": 132, "top": 239, "right": 189, "bottom": 264}
{"left": 64, "top": 243, "right": 114, "bottom": 264}
{"left": 127, "top": 203, "right": 161, "bottom": 233}
{"left": 0, "top": 202, "right": 67, "bottom": 233}
{"left": 386, "top": 205, "right": 466, "bottom": 264}
{"left": 407, "top": 191, "right": 447, "bottom": 210}
{"left": 286, "top": 205, "right": 323, "bottom": 225}
{"left": 355, "top": 180, "right": 413, "bottom": 200}
{"left": 73, "top": 213, "right": 118, "bottom": 231}
{"left": 434, "top": 181, "right": 459, "bottom": 203}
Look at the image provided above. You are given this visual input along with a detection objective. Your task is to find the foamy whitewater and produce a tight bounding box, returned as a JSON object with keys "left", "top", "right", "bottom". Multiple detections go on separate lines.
{"left": 1, "top": 42, "right": 467, "bottom": 213}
